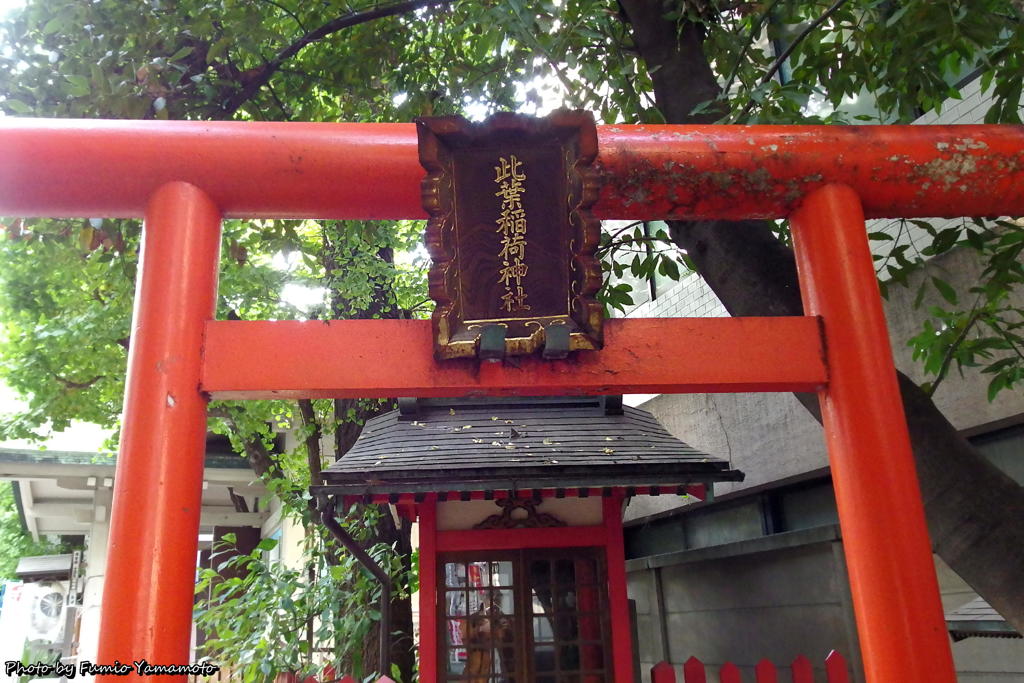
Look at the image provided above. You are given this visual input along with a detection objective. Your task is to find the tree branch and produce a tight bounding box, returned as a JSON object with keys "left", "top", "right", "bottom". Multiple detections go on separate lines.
{"left": 208, "top": 406, "right": 287, "bottom": 483}
{"left": 256, "top": 0, "right": 308, "bottom": 32}
{"left": 297, "top": 399, "right": 323, "bottom": 484}
{"left": 720, "top": 0, "right": 783, "bottom": 99}
{"left": 218, "top": 0, "right": 452, "bottom": 116}
{"left": 925, "top": 307, "right": 983, "bottom": 397}
{"left": 737, "top": 0, "right": 851, "bottom": 121}
{"left": 52, "top": 373, "right": 103, "bottom": 390}
{"left": 266, "top": 80, "right": 293, "bottom": 120}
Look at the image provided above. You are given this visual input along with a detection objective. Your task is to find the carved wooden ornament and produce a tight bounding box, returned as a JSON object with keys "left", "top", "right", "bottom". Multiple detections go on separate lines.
{"left": 416, "top": 111, "right": 603, "bottom": 360}
{"left": 472, "top": 498, "right": 568, "bottom": 529}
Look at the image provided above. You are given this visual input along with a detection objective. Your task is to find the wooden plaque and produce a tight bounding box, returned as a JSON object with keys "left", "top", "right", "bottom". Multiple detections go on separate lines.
{"left": 416, "top": 111, "right": 603, "bottom": 360}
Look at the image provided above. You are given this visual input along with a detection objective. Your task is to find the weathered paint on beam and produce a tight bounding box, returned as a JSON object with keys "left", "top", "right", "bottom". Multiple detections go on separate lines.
{"left": 2, "top": 118, "right": 1022, "bottom": 220}
{"left": 200, "top": 317, "right": 827, "bottom": 399}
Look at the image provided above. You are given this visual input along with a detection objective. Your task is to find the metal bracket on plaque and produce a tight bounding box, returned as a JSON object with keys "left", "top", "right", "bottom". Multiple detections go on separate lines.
{"left": 542, "top": 322, "right": 570, "bottom": 360}
{"left": 478, "top": 324, "right": 508, "bottom": 362}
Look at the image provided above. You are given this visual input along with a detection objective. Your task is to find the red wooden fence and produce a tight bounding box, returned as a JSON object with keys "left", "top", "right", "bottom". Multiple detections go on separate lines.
{"left": 652, "top": 651, "right": 850, "bottom": 683}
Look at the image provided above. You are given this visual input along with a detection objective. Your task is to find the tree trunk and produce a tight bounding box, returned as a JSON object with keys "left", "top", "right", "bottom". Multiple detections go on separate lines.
{"left": 320, "top": 230, "right": 418, "bottom": 681}
{"left": 618, "top": 0, "right": 1024, "bottom": 632}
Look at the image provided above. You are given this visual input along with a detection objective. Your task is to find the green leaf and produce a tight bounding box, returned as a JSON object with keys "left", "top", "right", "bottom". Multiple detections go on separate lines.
{"left": 41, "top": 15, "right": 64, "bottom": 34}
{"left": 65, "top": 75, "right": 91, "bottom": 97}
{"left": 169, "top": 46, "right": 194, "bottom": 62}
{"left": 987, "top": 373, "right": 1006, "bottom": 402}
{"left": 930, "top": 276, "right": 958, "bottom": 305}
{"left": 256, "top": 538, "right": 279, "bottom": 552}
{"left": 3, "top": 98, "right": 32, "bottom": 114}
{"left": 207, "top": 37, "right": 232, "bottom": 63}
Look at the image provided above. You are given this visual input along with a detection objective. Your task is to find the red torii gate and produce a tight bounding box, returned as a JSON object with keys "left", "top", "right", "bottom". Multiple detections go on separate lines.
{"left": 5, "top": 119, "right": 1024, "bottom": 683}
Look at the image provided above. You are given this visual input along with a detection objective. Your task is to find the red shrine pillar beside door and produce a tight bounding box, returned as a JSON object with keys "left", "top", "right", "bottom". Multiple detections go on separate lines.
{"left": 604, "top": 494, "right": 634, "bottom": 683}
{"left": 418, "top": 496, "right": 440, "bottom": 683}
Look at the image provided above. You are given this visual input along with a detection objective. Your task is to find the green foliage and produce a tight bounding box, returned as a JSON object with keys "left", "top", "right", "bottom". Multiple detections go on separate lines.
{"left": 0, "top": 482, "right": 68, "bottom": 580}
{"left": 0, "top": 218, "right": 135, "bottom": 439}
{"left": 596, "top": 221, "right": 683, "bottom": 314}
{"left": 900, "top": 219, "right": 1024, "bottom": 399}
{"left": 702, "top": 0, "right": 1024, "bottom": 125}
{"left": 195, "top": 503, "right": 411, "bottom": 681}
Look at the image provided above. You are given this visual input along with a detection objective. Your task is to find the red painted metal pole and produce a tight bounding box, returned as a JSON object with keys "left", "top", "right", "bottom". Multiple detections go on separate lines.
{"left": 417, "top": 497, "right": 438, "bottom": 683}
{"left": 603, "top": 494, "right": 634, "bottom": 683}
{"left": 96, "top": 182, "right": 221, "bottom": 679}
{"left": 789, "top": 184, "right": 956, "bottom": 683}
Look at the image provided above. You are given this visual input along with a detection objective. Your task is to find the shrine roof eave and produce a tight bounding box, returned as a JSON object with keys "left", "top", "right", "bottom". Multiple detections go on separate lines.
{"left": 313, "top": 461, "right": 743, "bottom": 498}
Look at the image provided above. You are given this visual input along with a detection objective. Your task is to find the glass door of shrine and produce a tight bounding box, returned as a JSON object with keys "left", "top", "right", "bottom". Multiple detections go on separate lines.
{"left": 440, "top": 549, "right": 612, "bottom": 683}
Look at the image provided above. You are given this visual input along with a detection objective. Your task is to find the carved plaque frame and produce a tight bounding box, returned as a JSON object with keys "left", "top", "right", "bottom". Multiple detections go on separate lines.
{"left": 416, "top": 111, "right": 603, "bottom": 360}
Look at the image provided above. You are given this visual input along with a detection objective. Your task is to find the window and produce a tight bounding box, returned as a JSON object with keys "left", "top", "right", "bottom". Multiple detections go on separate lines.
{"left": 440, "top": 549, "right": 611, "bottom": 682}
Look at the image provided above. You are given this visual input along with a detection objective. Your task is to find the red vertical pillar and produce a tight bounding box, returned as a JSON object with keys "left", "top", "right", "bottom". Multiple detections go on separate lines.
{"left": 418, "top": 496, "right": 439, "bottom": 682}
{"left": 789, "top": 184, "right": 956, "bottom": 683}
{"left": 96, "top": 182, "right": 222, "bottom": 679}
{"left": 603, "top": 493, "right": 634, "bottom": 683}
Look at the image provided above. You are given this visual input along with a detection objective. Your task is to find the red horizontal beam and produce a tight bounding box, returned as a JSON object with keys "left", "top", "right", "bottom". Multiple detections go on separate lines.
{"left": 436, "top": 525, "right": 606, "bottom": 552}
{"left": 2, "top": 119, "right": 1023, "bottom": 220}
{"left": 200, "top": 317, "right": 826, "bottom": 399}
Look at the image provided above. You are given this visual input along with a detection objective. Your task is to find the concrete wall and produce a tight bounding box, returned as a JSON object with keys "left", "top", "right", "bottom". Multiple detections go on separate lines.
{"left": 624, "top": 236, "right": 1024, "bottom": 522}
{"left": 629, "top": 535, "right": 861, "bottom": 682}
{"left": 936, "top": 557, "right": 1024, "bottom": 682}
{"left": 628, "top": 532, "right": 1024, "bottom": 683}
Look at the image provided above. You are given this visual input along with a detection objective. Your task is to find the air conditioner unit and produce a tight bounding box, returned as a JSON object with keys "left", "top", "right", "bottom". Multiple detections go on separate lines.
{"left": 26, "top": 581, "right": 66, "bottom": 644}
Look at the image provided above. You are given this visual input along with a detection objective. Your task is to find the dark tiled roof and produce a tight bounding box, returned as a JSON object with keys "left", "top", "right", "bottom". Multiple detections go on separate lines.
{"left": 0, "top": 447, "right": 250, "bottom": 470}
{"left": 946, "top": 597, "right": 1021, "bottom": 641}
{"left": 319, "top": 397, "right": 742, "bottom": 495}
{"left": 0, "top": 448, "right": 115, "bottom": 466}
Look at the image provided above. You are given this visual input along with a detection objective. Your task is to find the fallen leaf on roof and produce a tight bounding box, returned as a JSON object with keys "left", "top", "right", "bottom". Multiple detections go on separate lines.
{"left": 603, "top": 448, "right": 615, "bottom": 454}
